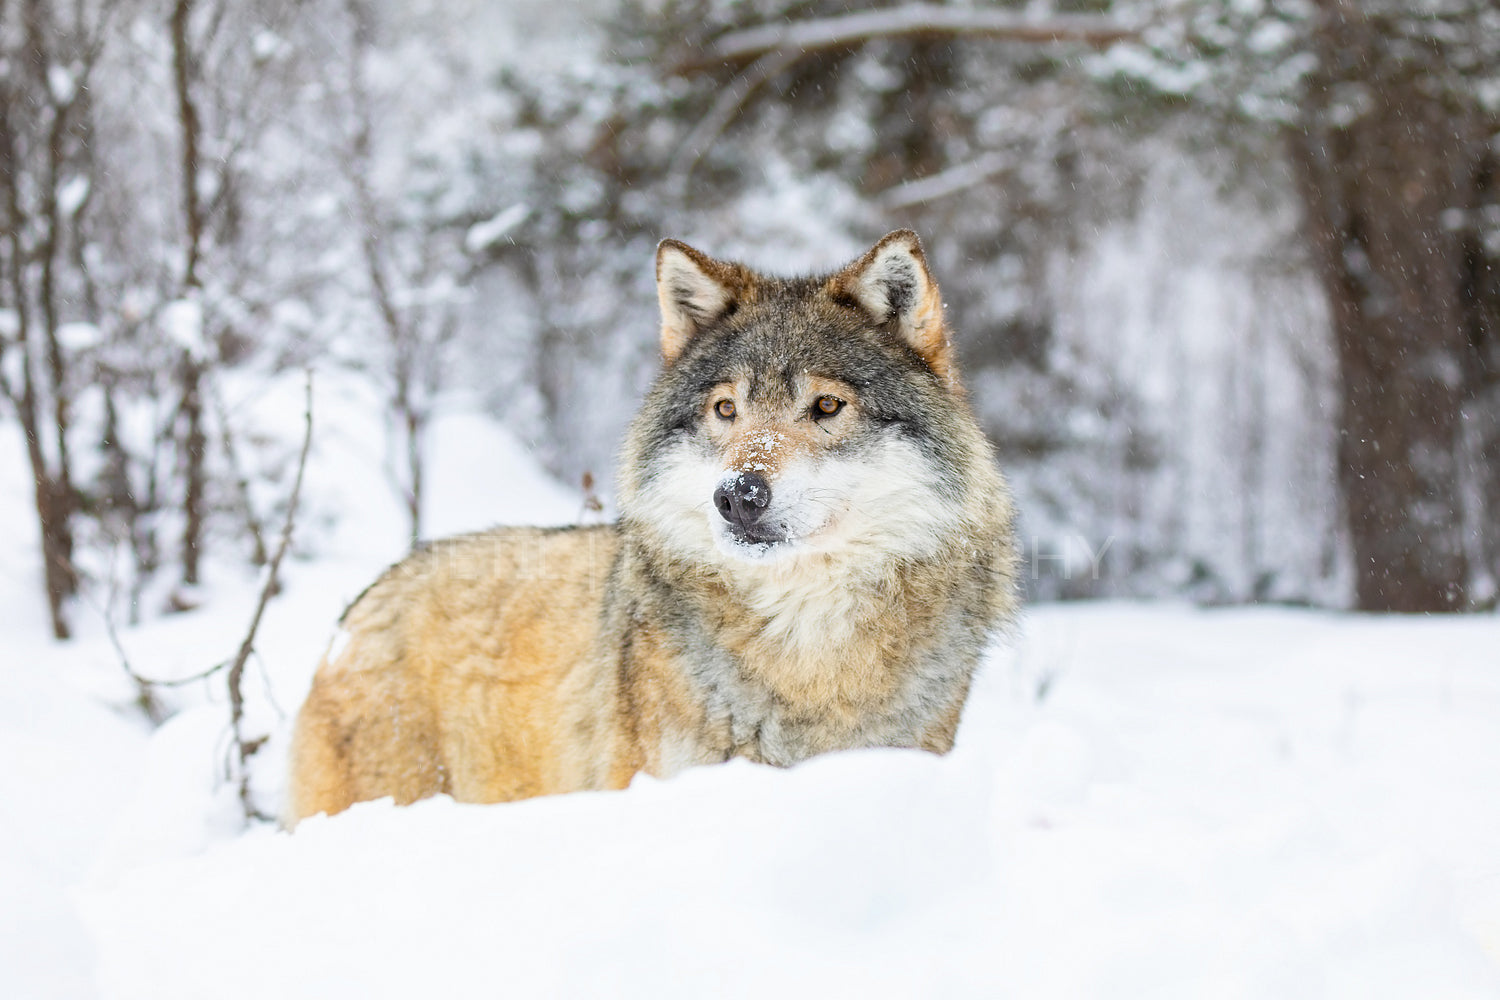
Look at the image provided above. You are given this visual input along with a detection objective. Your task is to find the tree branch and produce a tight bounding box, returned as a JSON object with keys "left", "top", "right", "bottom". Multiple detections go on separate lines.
{"left": 678, "top": 6, "right": 1139, "bottom": 72}
{"left": 209, "top": 379, "right": 269, "bottom": 566}
{"left": 879, "top": 150, "right": 1012, "bottom": 210}
{"left": 100, "top": 372, "right": 314, "bottom": 809}
{"left": 90, "top": 558, "right": 167, "bottom": 723}
{"left": 224, "top": 370, "right": 313, "bottom": 820}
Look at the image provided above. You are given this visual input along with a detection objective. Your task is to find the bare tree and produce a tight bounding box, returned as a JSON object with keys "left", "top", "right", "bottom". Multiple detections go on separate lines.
{"left": 334, "top": 0, "right": 462, "bottom": 549}
{"left": 155, "top": 0, "right": 324, "bottom": 594}
{"left": 0, "top": 0, "right": 113, "bottom": 638}
{"left": 170, "top": 0, "right": 209, "bottom": 593}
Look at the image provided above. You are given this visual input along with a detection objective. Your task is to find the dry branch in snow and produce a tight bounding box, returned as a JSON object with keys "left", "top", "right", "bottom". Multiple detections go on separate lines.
{"left": 224, "top": 370, "right": 314, "bottom": 820}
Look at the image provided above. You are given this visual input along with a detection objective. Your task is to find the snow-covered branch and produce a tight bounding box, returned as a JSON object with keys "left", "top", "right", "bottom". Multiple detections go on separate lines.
{"left": 879, "top": 151, "right": 1012, "bottom": 210}
{"left": 680, "top": 5, "right": 1139, "bottom": 71}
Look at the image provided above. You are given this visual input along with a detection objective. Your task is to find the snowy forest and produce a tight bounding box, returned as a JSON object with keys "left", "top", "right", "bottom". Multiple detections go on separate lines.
{"left": 5, "top": 2, "right": 1500, "bottom": 998}
{"left": 6, "top": 0, "right": 1499, "bottom": 638}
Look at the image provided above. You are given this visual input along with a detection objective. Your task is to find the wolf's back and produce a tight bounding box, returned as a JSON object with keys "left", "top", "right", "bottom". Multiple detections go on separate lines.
{"left": 285, "top": 525, "right": 619, "bottom": 824}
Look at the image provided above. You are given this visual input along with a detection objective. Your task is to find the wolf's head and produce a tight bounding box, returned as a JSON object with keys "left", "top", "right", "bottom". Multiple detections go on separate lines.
{"left": 619, "top": 231, "right": 1007, "bottom": 579}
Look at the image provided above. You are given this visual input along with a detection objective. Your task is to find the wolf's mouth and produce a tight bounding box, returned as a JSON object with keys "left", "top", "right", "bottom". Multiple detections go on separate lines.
{"left": 714, "top": 518, "right": 800, "bottom": 561}
{"left": 726, "top": 523, "right": 788, "bottom": 546}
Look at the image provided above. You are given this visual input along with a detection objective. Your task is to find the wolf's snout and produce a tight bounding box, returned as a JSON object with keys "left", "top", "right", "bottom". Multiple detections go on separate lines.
{"left": 714, "top": 472, "right": 772, "bottom": 530}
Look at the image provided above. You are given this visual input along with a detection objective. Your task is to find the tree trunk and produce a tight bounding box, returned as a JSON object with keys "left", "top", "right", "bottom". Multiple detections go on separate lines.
{"left": 179, "top": 353, "right": 206, "bottom": 587}
{"left": 1, "top": 1, "right": 79, "bottom": 639}
{"left": 27, "top": 430, "right": 76, "bottom": 640}
{"left": 404, "top": 403, "right": 423, "bottom": 550}
{"left": 1461, "top": 190, "right": 1500, "bottom": 599}
{"left": 1289, "top": 9, "right": 1480, "bottom": 612}
{"left": 171, "top": 0, "right": 202, "bottom": 290}
{"left": 171, "top": 0, "right": 208, "bottom": 589}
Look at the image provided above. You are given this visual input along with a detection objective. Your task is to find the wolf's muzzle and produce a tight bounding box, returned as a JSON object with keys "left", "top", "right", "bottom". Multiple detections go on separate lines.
{"left": 714, "top": 472, "right": 774, "bottom": 540}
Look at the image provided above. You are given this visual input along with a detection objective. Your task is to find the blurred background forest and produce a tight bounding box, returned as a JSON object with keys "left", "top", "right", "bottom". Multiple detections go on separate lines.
{"left": 5, "top": 0, "right": 1500, "bottom": 643}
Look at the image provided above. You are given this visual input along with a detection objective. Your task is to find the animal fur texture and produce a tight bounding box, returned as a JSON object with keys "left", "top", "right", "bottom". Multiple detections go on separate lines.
{"left": 285, "top": 230, "right": 1018, "bottom": 824}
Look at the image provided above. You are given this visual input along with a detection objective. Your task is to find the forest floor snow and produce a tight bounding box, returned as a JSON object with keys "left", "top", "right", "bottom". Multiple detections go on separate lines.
{"left": 2, "top": 396, "right": 1499, "bottom": 998}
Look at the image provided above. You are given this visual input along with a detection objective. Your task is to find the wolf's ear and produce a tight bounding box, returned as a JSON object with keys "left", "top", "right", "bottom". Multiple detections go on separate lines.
{"left": 656, "top": 239, "right": 748, "bottom": 363}
{"left": 828, "top": 230, "right": 953, "bottom": 386}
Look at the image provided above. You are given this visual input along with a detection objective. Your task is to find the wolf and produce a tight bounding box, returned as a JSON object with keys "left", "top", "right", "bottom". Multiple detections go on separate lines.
{"left": 284, "top": 230, "right": 1018, "bottom": 824}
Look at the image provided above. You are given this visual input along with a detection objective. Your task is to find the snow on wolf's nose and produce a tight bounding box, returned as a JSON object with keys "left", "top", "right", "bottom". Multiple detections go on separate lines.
{"left": 714, "top": 471, "right": 772, "bottom": 532}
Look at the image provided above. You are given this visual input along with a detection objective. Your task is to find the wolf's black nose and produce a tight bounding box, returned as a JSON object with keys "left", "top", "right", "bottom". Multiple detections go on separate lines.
{"left": 714, "top": 472, "right": 771, "bottom": 530}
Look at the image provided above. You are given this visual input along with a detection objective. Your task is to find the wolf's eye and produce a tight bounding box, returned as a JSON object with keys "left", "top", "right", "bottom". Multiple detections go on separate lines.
{"left": 812, "top": 396, "right": 844, "bottom": 418}
{"left": 715, "top": 399, "right": 736, "bottom": 420}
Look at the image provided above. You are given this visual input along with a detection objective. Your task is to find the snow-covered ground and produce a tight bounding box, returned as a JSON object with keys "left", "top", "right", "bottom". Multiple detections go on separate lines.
{"left": 3, "top": 381, "right": 1499, "bottom": 998}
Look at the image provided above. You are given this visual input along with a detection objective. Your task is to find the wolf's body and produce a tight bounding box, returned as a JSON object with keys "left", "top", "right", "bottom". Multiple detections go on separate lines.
{"left": 285, "top": 231, "right": 1018, "bottom": 824}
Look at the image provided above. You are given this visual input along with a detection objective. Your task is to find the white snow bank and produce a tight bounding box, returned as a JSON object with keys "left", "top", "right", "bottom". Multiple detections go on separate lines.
{"left": 0, "top": 420, "right": 146, "bottom": 999}
{"left": 0, "top": 647, "right": 146, "bottom": 1000}
{"left": 77, "top": 604, "right": 1500, "bottom": 999}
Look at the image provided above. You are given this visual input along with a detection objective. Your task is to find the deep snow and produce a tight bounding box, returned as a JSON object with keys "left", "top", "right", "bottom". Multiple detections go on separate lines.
{"left": 3, "top": 380, "right": 1499, "bottom": 999}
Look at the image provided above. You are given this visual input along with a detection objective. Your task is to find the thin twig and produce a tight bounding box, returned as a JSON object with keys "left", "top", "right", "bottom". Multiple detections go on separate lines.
{"left": 225, "top": 369, "right": 314, "bottom": 820}
{"left": 251, "top": 649, "right": 286, "bottom": 722}
{"left": 140, "top": 656, "right": 233, "bottom": 689}
{"left": 579, "top": 470, "right": 605, "bottom": 524}
{"left": 88, "top": 549, "right": 167, "bottom": 723}
{"left": 209, "top": 377, "right": 269, "bottom": 565}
